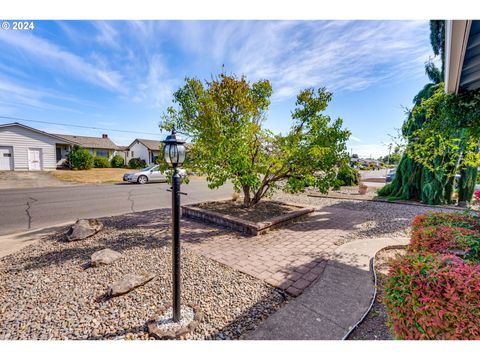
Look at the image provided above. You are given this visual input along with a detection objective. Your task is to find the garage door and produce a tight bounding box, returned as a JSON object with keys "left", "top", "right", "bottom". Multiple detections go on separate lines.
{"left": 0, "top": 146, "right": 13, "bottom": 170}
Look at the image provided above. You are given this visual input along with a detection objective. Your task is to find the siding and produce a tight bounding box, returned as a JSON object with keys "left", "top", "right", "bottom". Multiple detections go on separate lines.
{"left": 0, "top": 125, "right": 58, "bottom": 170}
{"left": 127, "top": 141, "right": 150, "bottom": 165}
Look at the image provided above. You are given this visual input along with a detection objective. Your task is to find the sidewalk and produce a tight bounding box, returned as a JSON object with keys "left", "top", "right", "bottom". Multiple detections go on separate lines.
{"left": 247, "top": 236, "right": 409, "bottom": 340}
{"left": 0, "top": 222, "right": 72, "bottom": 258}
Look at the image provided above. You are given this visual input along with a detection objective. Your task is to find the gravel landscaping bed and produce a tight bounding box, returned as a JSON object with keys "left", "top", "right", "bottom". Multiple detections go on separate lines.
{"left": 348, "top": 247, "right": 406, "bottom": 340}
{"left": 307, "top": 187, "right": 377, "bottom": 200}
{"left": 0, "top": 211, "right": 287, "bottom": 340}
{"left": 273, "top": 193, "right": 463, "bottom": 243}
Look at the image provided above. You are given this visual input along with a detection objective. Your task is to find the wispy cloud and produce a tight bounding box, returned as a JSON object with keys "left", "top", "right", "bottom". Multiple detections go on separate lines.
{"left": 0, "top": 76, "right": 99, "bottom": 113}
{"left": 0, "top": 30, "right": 125, "bottom": 93}
{"left": 93, "top": 21, "right": 120, "bottom": 49}
{"left": 171, "top": 21, "right": 431, "bottom": 101}
{"left": 0, "top": 20, "right": 432, "bottom": 142}
{"left": 134, "top": 54, "right": 177, "bottom": 108}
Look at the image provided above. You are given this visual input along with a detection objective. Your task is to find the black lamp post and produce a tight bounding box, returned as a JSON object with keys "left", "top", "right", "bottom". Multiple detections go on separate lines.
{"left": 162, "top": 126, "right": 186, "bottom": 322}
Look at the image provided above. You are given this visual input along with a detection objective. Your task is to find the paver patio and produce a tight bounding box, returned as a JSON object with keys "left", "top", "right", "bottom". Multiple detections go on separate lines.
{"left": 182, "top": 207, "right": 372, "bottom": 296}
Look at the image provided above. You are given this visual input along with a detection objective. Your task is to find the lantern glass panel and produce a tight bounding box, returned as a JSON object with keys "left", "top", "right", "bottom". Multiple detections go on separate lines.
{"left": 163, "top": 144, "right": 173, "bottom": 165}
{"left": 169, "top": 144, "right": 179, "bottom": 164}
{"left": 177, "top": 144, "right": 186, "bottom": 165}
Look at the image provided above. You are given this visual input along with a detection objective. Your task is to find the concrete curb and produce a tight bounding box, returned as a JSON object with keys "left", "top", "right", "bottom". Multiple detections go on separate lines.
{"left": 0, "top": 221, "right": 73, "bottom": 258}
{"left": 307, "top": 193, "right": 476, "bottom": 212}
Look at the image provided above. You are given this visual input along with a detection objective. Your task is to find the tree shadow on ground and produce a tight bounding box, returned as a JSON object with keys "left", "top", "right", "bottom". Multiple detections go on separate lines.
{"left": 3, "top": 209, "right": 232, "bottom": 273}
{"left": 283, "top": 199, "right": 427, "bottom": 239}
{"left": 228, "top": 257, "right": 375, "bottom": 340}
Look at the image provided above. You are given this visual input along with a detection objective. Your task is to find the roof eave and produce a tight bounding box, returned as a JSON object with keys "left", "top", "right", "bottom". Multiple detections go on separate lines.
{"left": 0, "top": 122, "right": 81, "bottom": 145}
{"left": 445, "top": 20, "right": 472, "bottom": 94}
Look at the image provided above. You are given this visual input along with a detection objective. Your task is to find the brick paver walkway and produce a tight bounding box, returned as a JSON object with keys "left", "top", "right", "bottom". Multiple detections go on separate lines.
{"left": 183, "top": 207, "right": 371, "bottom": 296}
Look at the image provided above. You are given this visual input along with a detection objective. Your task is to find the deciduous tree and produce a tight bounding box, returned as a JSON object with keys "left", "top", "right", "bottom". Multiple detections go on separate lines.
{"left": 160, "top": 73, "right": 350, "bottom": 206}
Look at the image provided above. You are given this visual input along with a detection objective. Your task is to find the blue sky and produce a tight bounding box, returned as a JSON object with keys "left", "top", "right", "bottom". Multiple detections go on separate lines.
{"left": 0, "top": 20, "right": 433, "bottom": 157}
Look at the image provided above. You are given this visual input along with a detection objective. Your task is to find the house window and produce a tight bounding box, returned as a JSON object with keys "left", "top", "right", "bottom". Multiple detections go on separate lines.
{"left": 96, "top": 149, "right": 109, "bottom": 158}
{"left": 131, "top": 151, "right": 134, "bottom": 158}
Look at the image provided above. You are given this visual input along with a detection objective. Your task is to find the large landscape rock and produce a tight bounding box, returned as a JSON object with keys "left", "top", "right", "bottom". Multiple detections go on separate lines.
{"left": 108, "top": 273, "right": 155, "bottom": 297}
{"left": 66, "top": 219, "right": 103, "bottom": 241}
{"left": 90, "top": 248, "right": 122, "bottom": 267}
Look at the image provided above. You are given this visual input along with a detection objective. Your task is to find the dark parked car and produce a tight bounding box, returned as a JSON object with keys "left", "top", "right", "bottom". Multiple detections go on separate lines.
{"left": 386, "top": 169, "right": 396, "bottom": 183}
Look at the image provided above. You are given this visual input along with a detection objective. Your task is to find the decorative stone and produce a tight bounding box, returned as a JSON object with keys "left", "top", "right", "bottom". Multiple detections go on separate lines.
{"left": 66, "top": 219, "right": 103, "bottom": 241}
{"left": 147, "top": 304, "right": 203, "bottom": 340}
{"left": 107, "top": 273, "right": 155, "bottom": 297}
{"left": 90, "top": 248, "right": 122, "bottom": 267}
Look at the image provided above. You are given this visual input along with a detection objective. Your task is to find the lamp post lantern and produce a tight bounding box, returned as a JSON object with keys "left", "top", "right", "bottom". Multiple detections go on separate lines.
{"left": 162, "top": 126, "right": 186, "bottom": 322}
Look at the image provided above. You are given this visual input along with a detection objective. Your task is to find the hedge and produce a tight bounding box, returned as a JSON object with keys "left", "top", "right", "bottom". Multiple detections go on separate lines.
{"left": 384, "top": 254, "right": 480, "bottom": 340}
{"left": 67, "top": 146, "right": 93, "bottom": 170}
{"left": 411, "top": 212, "right": 480, "bottom": 232}
{"left": 93, "top": 156, "right": 110, "bottom": 168}
{"left": 128, "top": 157, "right": 147, "bottom": 169}
{"left": 384, "top": 211, "right": 480, "bottom": 339}
{"left": 110, "top": 155, "right": 125, "bottom": 168}
{"left": 335, "top": 165, "right": 360, "bottom": 188}
{"left": 410, "top": 224, "right": 480, "bottom": 264}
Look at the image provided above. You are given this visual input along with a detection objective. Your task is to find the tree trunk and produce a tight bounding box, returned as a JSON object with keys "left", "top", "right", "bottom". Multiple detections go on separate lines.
{"left": 242, "top": 185, "right": 251, "bottom": 206}
{"left": 251, "top": 184, "right": 269, "bottom": 206}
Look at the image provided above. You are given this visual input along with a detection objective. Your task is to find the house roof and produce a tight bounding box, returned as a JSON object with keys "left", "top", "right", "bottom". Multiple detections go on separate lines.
{"left": 0, "top": 122, "right": 80, "bottom": 145}
{"left": 129, "top": 138, "right": 163, "bottom": 151}
{"left": 53, "top": 133, "right": 118, "bottom": 150}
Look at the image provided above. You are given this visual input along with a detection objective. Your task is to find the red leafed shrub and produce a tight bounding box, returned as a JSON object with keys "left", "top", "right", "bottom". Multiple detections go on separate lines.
{"left": 474, "top": 189, "right": 480, "bottom": 203}
{"left": 411, "top": 212, "right": 480, "bottom": 232}
{"left": 384, "top": 254, "right": 480, "bottom": 340}
{"left": 410, "top": 225, "right": 480, "bottom": 263}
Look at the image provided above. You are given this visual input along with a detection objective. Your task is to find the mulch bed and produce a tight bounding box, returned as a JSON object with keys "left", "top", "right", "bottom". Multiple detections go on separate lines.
{"left": 194, "top": 200, "right": 300, "bottom": 223}
{"left": 348, "top": 247, "right": 406, "bottom": 340}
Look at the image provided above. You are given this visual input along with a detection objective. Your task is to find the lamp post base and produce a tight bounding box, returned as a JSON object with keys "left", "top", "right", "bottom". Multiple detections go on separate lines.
{"left": 147, "top": 304, "right": 203, "bottom": 340}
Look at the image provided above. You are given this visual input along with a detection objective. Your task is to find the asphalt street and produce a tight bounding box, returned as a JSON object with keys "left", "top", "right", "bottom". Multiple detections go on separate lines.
{"left": 0, "top": 179, "right": 233, "bottom": 236}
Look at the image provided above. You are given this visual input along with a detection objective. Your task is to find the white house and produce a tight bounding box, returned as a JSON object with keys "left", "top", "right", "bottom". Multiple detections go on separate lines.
{"left": 0, "top": 123, "right": 78, "bottom": 171}
{"left": 0, "top": 122, "right": 122, "bottom": 171}
{"left": 126, "top": 138, "right": 162, "bottom": 166}
{"left": 52, "top": 133, "right": 118, "bottom": 164}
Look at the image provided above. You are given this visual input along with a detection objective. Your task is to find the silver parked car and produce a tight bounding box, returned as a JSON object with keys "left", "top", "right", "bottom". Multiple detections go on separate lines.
{"left": 123, "top": 165, "right": 186, "bottom": 184}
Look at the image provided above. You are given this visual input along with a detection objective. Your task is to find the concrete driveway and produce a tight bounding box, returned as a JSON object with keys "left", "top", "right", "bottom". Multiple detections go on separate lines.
{"left": 0, "top": 171, "right": 71, "bottom": 190}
